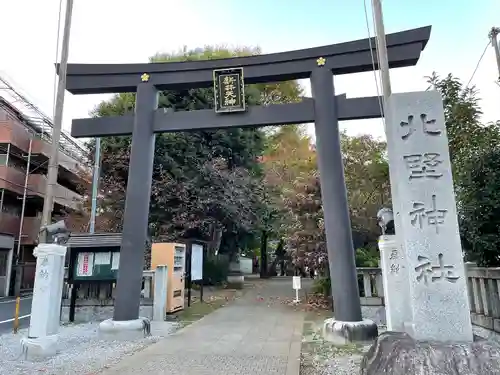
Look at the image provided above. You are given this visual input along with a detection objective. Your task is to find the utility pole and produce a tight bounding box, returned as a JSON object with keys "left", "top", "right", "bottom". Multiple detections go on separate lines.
{"left": 371, "top": 0, "right": 392, "bottom": 104}
{"left": 89, "top": 138, "right": 101, "bottom": 233}
{"left": 39, "top": 0, "right": 74, "bottom": 242}
{"left": 489, "top": 27, "right": 500, "bottom": 82}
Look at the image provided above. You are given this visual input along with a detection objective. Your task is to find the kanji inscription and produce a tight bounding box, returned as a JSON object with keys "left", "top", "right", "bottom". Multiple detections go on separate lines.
{"left": 409, "top": 194, "right": 448, "bottom": 233}
{"left": 36, "top": 256, "right": 50, "bottom": 292}
{"left": 403, "top": 152, "right": 443, "bottom": 180}
{"left": 390, "top": 263, "right": 400, "bottom": 274}
{"left": 414, "top": 253, "right": 460, "bottom": 284}
{"left": 400, "top": 113, "right": 442, "bottom": 140}
{"left": 39, "top": 269, "right": 49, "bottom": 279}
{"left": 389, "top": 248, "right": 400, "bottom": 274}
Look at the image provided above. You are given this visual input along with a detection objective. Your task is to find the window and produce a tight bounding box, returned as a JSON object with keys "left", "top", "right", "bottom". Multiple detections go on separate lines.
{"left": 0, "top": 251, "right": 7, "bottom": 277}
{"left": 0, "top": 154, "right": 7, "bottom": 165}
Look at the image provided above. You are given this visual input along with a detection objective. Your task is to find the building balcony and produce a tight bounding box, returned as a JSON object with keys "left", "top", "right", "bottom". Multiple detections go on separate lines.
{"left": 0, "top": 166, "right": 82, "bottom": 210}
{"left": 0, "top": 120, "right": 85, "bottom": 176}
{"left": 28, "top": 174, "right": 81, "bottom": 210}
{"left": 0, "top": 213, "right": 41, "bottom": 244}
{"left": 0, "top": 165, "right": 25, "bottom": 195}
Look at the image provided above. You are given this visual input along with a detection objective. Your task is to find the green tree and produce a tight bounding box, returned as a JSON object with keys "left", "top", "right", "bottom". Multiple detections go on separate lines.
{"left": 83, "top": 46, "right": 303, "bottom": 258}
{"left": 459, "top": 148, "right": 500, "bottom": 266}
{"left": 341, "top": 133, "right": 390, "bottom": 241}
{"left": 426, "top": 73, "right": 500, "bottom": 177}
{"left": 428, "top": 73, "right": 500, "bottom": 266}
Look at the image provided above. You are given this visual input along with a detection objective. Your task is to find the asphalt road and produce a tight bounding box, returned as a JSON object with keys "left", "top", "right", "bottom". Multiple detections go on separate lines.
{"left": 0, "top": 296, "right": 32, "bottom": 334}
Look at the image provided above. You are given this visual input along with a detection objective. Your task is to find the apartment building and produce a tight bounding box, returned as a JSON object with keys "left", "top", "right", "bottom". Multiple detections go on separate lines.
{"left": 0, "top": 76, "right": 86, "bottom": 296}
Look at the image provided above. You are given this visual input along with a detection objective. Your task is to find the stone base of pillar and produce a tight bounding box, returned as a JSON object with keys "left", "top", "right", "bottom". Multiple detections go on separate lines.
{"left": 98, "top": 317, "right": 151, "bottom": 341}
{"left": 227, "top": 273, "right": 245, "bottom": 289}
{"left": 360, "top": 331, "right": 500, "bottom": 375}
{"left": 20, "top": 334, "right": 59, "bottom": 360}
{"left": 323, "top": 318, "right": 378, "bottom": 346}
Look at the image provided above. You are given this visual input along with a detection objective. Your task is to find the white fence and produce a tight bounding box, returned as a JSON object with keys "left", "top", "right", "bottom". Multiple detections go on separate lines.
{"left": 357, "top": 264, "right": 500, "bottom": 334}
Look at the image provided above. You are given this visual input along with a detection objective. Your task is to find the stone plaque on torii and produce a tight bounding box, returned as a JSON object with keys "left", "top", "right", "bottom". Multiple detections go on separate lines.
{"left": 60, "top": 26, "right": 431, "bottom": 343}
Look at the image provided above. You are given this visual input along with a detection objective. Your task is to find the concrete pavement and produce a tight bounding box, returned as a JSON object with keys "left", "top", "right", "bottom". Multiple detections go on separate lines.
{"left": 0, "top": 296, "right": 32, "bottom": 334}
{"left": 98, "top": 277, "right": 309, "bottom": 375}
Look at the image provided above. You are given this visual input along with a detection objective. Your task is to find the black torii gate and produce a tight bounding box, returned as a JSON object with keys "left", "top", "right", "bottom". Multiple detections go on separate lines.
{"left": 62, "top": 26, "right": 431, "bottom": 325}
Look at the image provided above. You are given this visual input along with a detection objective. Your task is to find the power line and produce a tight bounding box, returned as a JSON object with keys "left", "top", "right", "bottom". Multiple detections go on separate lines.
{"left": 466, "top": 40, "right": 490, "bottom": 88}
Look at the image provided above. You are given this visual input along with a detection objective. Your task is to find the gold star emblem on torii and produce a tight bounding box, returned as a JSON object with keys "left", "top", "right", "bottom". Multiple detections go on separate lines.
{"left": 141, "top": 73, "right": 150, "bottom": 82}
{"left": 316, "top": 57, "right": 326, "bottom": 67}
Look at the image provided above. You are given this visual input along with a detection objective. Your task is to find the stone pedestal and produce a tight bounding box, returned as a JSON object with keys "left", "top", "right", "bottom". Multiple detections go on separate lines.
{"left": 361, "top": 332, "right": 500, "bottom": 375}
{"left": 378, "top": 235, "right": 412, "bottom": 332}
{"left": 323, "top": 318, "right": 378, "bottom": 346}
{"left": 152, "top": 265, "right": 168, "bottom": 322}
{"left": 98, "top": 317, "right": 151, "bottom": 341}
{"left": 227, "top": 272, "right": 244, "bottom": 289}
{"left": 21, "top": 243, "right": 66, "bottom": 359}
{"left": 20, "top": 335, "right": 59, "bottom": 360}
{"left": 385, "top": 91, "right": 473, "bottom": 342}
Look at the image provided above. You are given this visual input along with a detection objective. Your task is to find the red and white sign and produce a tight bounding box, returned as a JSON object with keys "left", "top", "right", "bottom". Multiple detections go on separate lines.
{"left": 77, "top": 252, "right": 94, "bottom": 277}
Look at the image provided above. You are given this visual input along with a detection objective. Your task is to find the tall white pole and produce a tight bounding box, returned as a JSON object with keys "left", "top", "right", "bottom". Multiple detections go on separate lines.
{"left": 89, "top": 138, "right": 101, "bottom": 233}
{"left": 489, "top": 27, "right": 500, "bottom": 81}
{"left": 371, "top": 0, "right": 392, "bottom": 103}
{"left": 40, "top": 0, "right": 74, "bottom": 242}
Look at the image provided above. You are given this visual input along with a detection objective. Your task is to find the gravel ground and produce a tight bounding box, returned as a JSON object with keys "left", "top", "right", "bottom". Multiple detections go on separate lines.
{"left": 0, "top": 321, "right": 179, "bottom": 375}
{"left": 300, "top": 307, "right": 387, "bottom": 375}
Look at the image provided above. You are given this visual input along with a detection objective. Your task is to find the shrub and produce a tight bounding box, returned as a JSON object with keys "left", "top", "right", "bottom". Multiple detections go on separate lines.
{"left": 312, "top": 277, "right": 331, "bottom": 297}
{"left": 203, "top": 254, "right": 229, "bottom": 285}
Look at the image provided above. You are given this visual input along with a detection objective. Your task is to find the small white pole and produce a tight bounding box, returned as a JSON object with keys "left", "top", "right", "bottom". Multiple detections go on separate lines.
{"left": 292, "top": 275, "right": 301, "bottom": 303}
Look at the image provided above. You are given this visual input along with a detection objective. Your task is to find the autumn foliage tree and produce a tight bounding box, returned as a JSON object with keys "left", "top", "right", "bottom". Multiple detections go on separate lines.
{"left": 281, "top": 131, "right": 390, "bottom": 272}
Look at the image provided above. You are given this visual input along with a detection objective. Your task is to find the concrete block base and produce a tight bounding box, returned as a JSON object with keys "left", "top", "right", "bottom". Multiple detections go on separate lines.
{"left": 98, "top": 317, "right": 151, "bottom": 341}
{"left": 227, "top": 274, "right": 245, "bottom": 289}
{"left": 20, "top": 334, "right": 59, "bottom": 360}
{"left": 323, "top": 318, "right": 378, "bottom": 346}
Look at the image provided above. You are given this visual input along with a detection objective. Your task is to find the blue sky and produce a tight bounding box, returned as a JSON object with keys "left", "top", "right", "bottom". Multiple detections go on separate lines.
{"left": 1, "top": 0, "right": 499, "bottom": 141}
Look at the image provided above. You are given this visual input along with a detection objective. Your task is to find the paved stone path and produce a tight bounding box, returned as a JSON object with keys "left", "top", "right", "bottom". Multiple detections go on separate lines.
{"left": 100, "top": 277, "right": 310, "bottom": 375}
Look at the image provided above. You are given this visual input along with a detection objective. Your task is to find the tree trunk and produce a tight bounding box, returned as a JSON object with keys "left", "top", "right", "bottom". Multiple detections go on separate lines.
{"left": 260, "top": 230, "right": 268, "bottom": 278}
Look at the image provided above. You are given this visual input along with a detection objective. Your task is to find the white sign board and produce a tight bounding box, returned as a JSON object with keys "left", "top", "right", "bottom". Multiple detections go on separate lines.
{"left": 292, "top": 276, "right": 301, "bottom": 290}
{"left": 190, "top": 244, "right": 203, "bottom": 281}
{"left": 94, "top": 252, "right": 111, "bottom": 265}
{"left": 111, "top": 252, "right": 120, "bottom": 270}
{"left": 77, "top": 252, "right": 94, "bottom": 277}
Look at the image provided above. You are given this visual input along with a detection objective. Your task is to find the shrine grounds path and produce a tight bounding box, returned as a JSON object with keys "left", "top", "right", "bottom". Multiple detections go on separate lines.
{"left": 98, "top": 276, "right": 312, "bottom": 375}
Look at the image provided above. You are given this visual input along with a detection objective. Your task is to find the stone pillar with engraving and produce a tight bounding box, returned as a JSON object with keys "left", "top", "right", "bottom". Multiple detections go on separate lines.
{"left": 21, "top": 243, "right": 67, "bottom": 359}
{"left": 385, "top": 91, "right": 473, "bottom": 342}
{"left": 378, "top": 235, "right": 412, "bottom": 332}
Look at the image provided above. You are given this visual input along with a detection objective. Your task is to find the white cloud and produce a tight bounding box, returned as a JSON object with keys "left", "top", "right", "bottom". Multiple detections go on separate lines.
{"left": 1, "top": 0, "right": 499, "bottom": 145}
